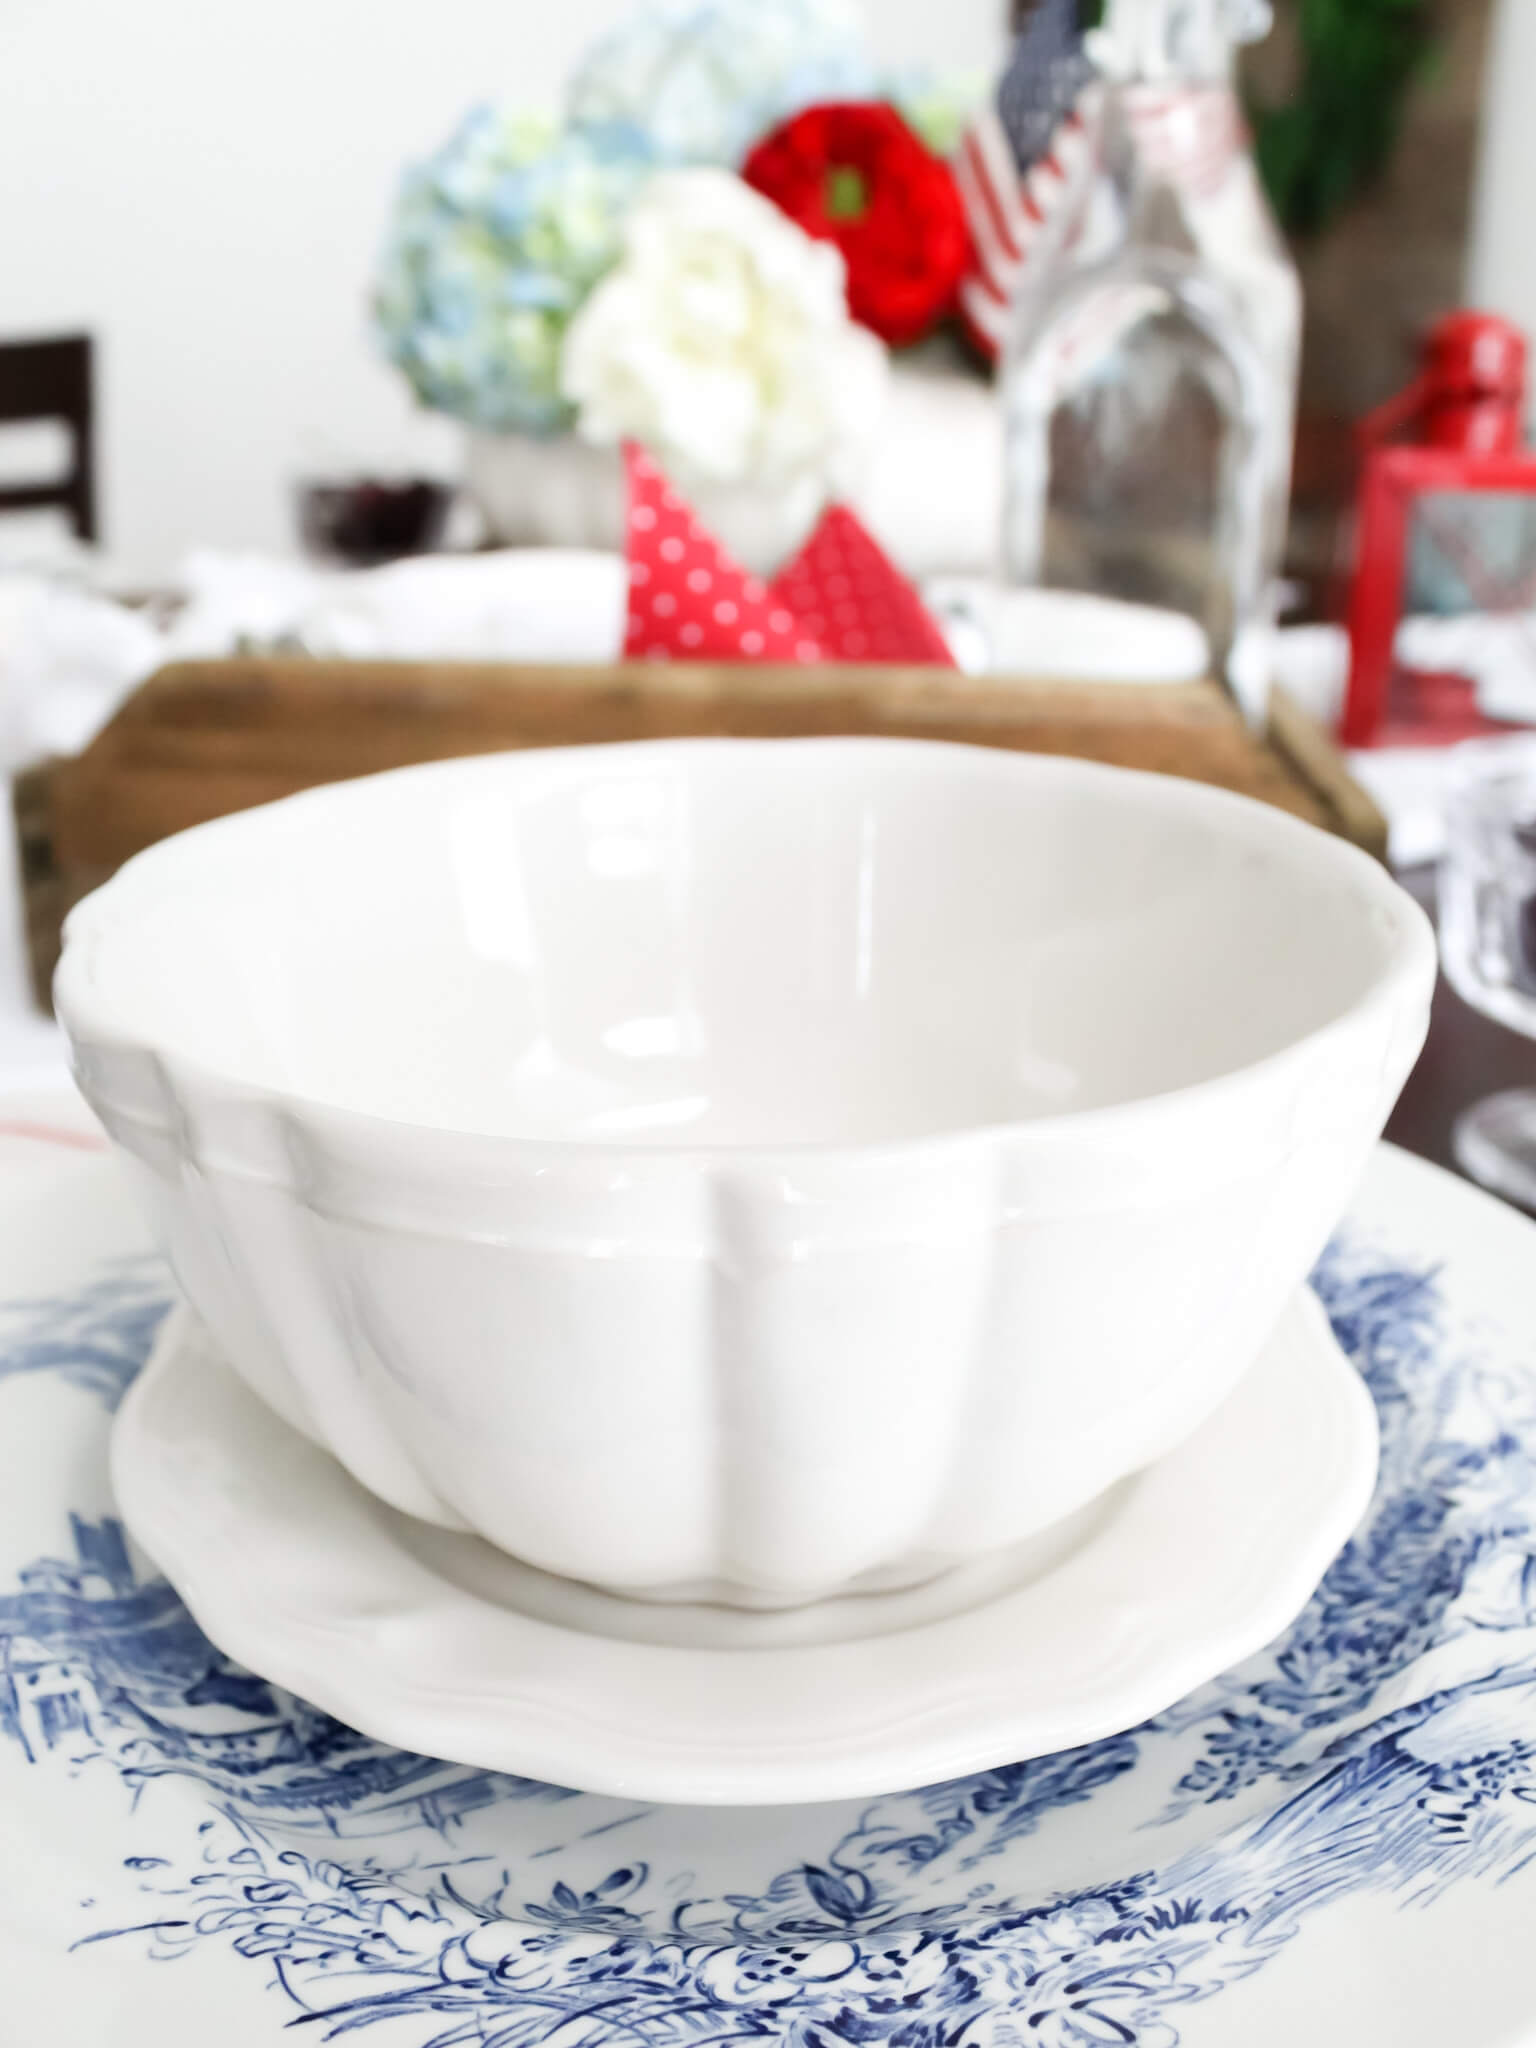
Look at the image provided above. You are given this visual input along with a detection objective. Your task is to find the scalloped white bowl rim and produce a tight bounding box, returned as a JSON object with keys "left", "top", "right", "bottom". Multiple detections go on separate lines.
{"left": 54, "top": 737, "right": 1436, "bottom": 1168}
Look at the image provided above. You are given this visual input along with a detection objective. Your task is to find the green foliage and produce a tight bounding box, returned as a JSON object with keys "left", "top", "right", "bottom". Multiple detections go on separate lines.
{"left": 1251, "top": 0, "right": 1439, "bottom": 236}
{"left": 1061, "top": 0, "right": 1438, "bottom": 237}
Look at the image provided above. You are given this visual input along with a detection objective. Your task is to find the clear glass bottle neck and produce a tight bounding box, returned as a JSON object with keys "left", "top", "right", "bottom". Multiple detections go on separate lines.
{"left": 1088, "top": 0, "right": 1265, "bottom": 84}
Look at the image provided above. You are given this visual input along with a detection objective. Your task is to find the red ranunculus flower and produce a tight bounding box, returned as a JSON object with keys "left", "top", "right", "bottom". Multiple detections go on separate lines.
{"left": 742, "top": 102, "right": 972, "bottom": 350}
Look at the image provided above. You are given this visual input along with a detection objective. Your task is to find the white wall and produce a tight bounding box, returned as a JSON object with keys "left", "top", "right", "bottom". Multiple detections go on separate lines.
{"left": 1467, "top": 0, "right": 1536, "bottom": 382}
{"left": 0, "top": 0, "right": 1006, "bottom": 580}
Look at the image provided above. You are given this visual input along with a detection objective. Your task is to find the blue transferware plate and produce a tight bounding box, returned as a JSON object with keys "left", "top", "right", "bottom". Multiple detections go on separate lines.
{"left": 2, "top": 1114, "right": 1535, "bottom": 2048}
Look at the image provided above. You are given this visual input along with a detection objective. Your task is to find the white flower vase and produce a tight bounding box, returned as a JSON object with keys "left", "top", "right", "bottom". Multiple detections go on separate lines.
{"left": 463, "top": 433, "right": 624, "bottom": 557}
{"left": 464, "top": 434, "right": 824, "bottom": 578}
{"left": 464, "top": 364, "right": 1006, "bottom": 583}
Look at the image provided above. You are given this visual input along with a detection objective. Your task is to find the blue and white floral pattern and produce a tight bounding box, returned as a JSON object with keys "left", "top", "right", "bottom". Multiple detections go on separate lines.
{"left": 0, "top": 1258, "right": 167, "bottom": 1411}
{"left": 373, "top": 107, "right": 653, "bottom": 434}
{"left": 6, "top": 1230, "right": 1536, "bottom": 2044}
{"left": 566, "top": 0, "right": 876, "bottom": 170}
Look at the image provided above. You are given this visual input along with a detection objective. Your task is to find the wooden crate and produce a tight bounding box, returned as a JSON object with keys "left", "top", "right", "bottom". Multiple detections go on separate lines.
{"left": 13, "top": 655, "right": 1384, "bottom": 1008}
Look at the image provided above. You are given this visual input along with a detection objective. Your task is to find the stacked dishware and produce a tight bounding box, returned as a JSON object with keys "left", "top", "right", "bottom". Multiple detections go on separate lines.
{"left": 35, "top": 735, "right": 1536, "bottom": 2044}
{"left": 54, "top": 737, "right": 1434, "bottom": 1801}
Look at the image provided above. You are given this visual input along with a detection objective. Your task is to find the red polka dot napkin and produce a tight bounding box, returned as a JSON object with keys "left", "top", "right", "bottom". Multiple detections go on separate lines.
{"left": 622, "top": 444, "right": 955, "bottom": 668}
{"left": 770, "top": 505, "right": 955, "bottom": 665}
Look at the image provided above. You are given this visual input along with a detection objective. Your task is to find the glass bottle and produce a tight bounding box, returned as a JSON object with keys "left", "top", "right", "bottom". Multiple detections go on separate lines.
{"left": 1000, "top": 0, "right": 1301, "bottom": 723}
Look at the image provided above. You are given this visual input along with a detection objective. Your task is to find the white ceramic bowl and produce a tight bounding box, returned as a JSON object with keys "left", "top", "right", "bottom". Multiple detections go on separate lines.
{"left": 57, "top": 740, "right": 1435, "bottom": 1608}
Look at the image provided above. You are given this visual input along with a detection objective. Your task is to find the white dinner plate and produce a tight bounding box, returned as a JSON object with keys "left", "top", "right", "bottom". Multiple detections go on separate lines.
{"left": 3, "top": 1113, "right": 1536, "bottom": 2047}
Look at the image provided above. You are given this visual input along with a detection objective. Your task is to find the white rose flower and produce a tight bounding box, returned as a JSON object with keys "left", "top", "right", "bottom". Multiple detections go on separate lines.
{"left": 560, "top": 168, "right": 888, "bottom": 494}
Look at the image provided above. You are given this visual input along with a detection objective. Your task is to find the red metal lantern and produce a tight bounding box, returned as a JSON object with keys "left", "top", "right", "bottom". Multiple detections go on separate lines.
{"left": 1343, "top": 312, "right": 1536, "bottom": 746}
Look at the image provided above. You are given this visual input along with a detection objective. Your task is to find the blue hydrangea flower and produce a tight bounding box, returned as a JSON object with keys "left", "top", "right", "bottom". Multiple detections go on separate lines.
{"left": 373, "top": 108, "right": 652, "bottom": 435}
{"left": 566, "top": 0, "right": 878, "bottom": 168}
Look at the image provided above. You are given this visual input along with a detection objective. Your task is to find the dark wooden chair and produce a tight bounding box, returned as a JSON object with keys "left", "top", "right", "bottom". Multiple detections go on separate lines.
{"left": 0, "top": 335, "right": 96, "bottom": 543}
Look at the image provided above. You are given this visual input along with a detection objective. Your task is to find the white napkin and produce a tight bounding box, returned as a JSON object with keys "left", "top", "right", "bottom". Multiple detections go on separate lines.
{"left": 162, "top": 547, "right": 629, "bottom": 667}
{"left": 293, "top": 550, "right": 627, "bottom": 664}
{"left": 162, "top": 549, "right": 327, "bottom": 659}
{"left": 925, "top": 579, "right": 1211, "bottom": 682}
{"left": 1395, "top": 611, "right": 1536, "bottom": 727}
{"left": 0, "top": 573, "right": 162, "bottom": 766}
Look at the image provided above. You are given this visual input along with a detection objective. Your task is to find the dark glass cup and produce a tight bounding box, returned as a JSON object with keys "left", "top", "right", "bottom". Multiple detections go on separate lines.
{"left": 297, "top": 478, "right": 452, "bottom": 567}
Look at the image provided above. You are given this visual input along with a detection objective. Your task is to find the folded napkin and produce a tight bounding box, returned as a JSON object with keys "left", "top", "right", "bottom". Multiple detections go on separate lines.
{"left": 0, "top": 573, "right": 162, "bottom": 766}
{"left": 621, "top": 445, "right": 955, "bottom": 667}
{"left": 161, "top": 547, "right": 630, "bottom": 666}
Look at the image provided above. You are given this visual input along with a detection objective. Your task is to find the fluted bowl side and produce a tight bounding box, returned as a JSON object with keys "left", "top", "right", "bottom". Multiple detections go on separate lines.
{"left": 57, "top": 740, "right": 1435, "bottom": 1606}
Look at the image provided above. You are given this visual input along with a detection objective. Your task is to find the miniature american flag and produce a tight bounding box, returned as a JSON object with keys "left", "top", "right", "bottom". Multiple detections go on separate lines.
{"left": 954, "top": 0, "right": 1097, "bottom": 361}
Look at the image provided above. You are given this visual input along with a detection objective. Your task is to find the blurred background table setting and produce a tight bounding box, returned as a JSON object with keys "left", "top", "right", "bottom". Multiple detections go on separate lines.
{"left": 8, "top": 1, "right": 1536, "bottom": 2044}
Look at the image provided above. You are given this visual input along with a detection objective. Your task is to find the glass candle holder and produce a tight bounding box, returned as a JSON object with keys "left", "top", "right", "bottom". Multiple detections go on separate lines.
{"left": 1439, "top": 733, "right": 1536, "bottom": 1205}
